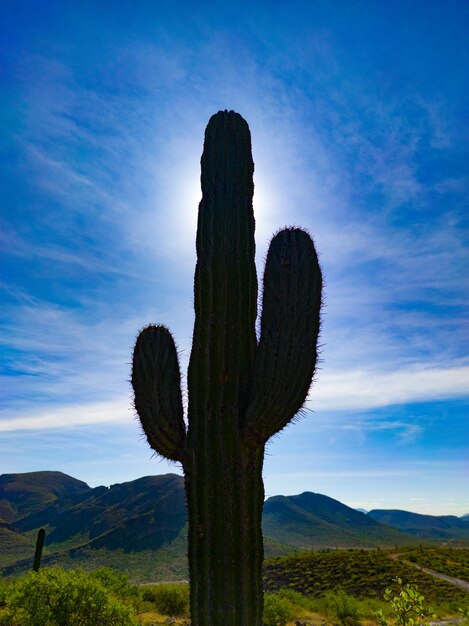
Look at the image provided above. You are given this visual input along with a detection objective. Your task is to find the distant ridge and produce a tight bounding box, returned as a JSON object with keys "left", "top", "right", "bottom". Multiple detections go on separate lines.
{"left": 0, "top": 471, "right": 427, "bottom": 578}
{"left": 262, "top": 492, "right": 418, "bottom": 549}
{"left": 368, "top": 509, "right": 469, "bottom": 540}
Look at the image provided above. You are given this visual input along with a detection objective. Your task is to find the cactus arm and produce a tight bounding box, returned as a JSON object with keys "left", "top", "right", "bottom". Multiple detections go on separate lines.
{"left": 243, "top": 227, "right": 322, "bottom": 443}
{"left": 132, "top": 324, "right": 186, "bottom": 462}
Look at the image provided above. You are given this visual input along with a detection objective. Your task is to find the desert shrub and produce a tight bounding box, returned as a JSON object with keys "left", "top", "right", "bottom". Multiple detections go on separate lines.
{"left": 0, "top": 567, "right": 138, "bottom": 625}
{"left": 151, "top": 582, "right": 189, "bottom": 617}
{"left": 459, "top": 606, "right": 469, "bottom": 625}
{"left": 263, "top": 592, "right": 295, "bottom": 626}
{"left": 275, "top": 588, "right": 317, "bottom": 612}
{"left": 318, "top": 588, "right": 361, "bottom": 625}
{"left": 0, "top": 577, "right": 8, "bottom": 623}
{"left": 0, "top": 577, "right": 6, "bottom": 605}
{"left": 88, "top": 567, "right": 139, "bottom": 603}
{"left": 141, "top": 586, "right": 157, "bottom": 602}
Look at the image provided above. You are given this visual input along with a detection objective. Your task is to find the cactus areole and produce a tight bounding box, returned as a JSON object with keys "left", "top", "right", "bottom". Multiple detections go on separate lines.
{"left": 132, "top": 110, "right": 322, "bottom": 625}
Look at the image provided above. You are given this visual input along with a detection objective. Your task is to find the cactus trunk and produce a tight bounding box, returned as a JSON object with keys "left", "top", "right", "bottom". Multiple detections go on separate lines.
{"left": 185, "top": 448, "right": 264, "bottom": 625}
{"left": 184, "top": 111, "right": 263, "bottom": 623}
{"left": 132, "top": 110, "right": 322, "bottom": 626}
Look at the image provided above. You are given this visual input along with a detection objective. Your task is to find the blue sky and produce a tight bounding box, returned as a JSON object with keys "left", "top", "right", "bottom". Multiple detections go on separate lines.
{"left": 1, "top": 1, "right": 468, "bottom": 515}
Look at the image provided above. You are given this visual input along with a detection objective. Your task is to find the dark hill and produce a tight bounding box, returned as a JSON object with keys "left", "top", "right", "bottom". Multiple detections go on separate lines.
{"left": 0, "top": 471, "right": 91, "bottom": 522}
{"left": 17, "top": 473, "right": 187, "bottom": 551}
{"left": 368, "top": 509, "right": 469, "bottom": 540}
{"left": 262, "top": 492, "right": 419, "bottom": 548}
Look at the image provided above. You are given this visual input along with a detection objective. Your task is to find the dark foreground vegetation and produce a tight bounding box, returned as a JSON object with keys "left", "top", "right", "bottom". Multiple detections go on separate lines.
{"left": 1, "top": 547, "right": 468, "bottom": 625}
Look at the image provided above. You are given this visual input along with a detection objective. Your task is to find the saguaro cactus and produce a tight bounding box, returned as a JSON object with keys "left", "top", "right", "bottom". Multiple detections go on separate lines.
{"left": 33, "top": 527, "right": 45, "bottom": 572}
{"left": 132, "top": 110, "right": 322, "bottom": 626}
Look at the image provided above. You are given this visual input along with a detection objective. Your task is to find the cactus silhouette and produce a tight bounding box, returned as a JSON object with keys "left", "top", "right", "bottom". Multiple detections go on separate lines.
{"left": 33, "top": 527, "right": 45, "bottom": 572}
{"left": 132, "top": 110, "right": 322, "bottom": 626}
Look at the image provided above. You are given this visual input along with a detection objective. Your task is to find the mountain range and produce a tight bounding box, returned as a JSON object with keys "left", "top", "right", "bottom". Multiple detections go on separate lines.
{"left": 1, "top": 471, "right": 467, "bottom": 580}
{"left": 368, "top": 509, "right": 469, "bottom": 540}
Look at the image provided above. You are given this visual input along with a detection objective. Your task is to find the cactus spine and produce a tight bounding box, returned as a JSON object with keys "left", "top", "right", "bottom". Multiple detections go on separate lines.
{"left": 33, "top": 527, "right": 45, "bottom": 572}
{"left": 132, "top": 110, "right": 322, "bottom": 626}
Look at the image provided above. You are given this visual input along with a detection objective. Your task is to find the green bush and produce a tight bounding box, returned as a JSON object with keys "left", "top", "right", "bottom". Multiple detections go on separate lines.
{"left": 459, "top": 606, "right": 469, "bottom": 625}
{"left": 88, "top": 567, "right": 140, "bottom": 603}
{"left": 263, "top": 592, "right": 295, "bottom": 626}
{"left": 141, "top": 586, "right": 157, "bottom": 603}
{"left": 151, "top": 582, "right": 189, "bottom": 617}
{"left": 275, "top": 588, "right": 317, "bottom": 612}
{"left": 0, "top": 567, "right": 138, "bottom": 626}
{"left": 0, "top": 577, "right": 7, "bottom": 605}
{"left": 318, "top": 588, "right": 361, "bottom": 625}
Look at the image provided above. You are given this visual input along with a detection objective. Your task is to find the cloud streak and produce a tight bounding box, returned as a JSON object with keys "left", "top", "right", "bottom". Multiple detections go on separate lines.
{"left": 310, "top": 362, "right": 469, "bottom": 411}
{"left": 0, "top": 398, "right": 131, "bottom": 432}
{"left": 2, "top": 361, "right": 467, "bottom": 432}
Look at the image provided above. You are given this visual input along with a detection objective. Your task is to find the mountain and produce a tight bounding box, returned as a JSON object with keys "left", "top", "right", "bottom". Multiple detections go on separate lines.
{"left": 15, "top": 473, "right": 186, "bottom": 551}
{"left": 368, "top": 509, "right": 469, "bottom": 540}
{"left": 0, "top": 471, "right": 422, "bottom": 579}
{"left": 262, "top": 492, "right": 418, "bottom": 549}
{"left": 0, "top": 472, "right": 190, "bottom": 580}
{"left": 0, "top": 471, "right": 90, "bottom": 522}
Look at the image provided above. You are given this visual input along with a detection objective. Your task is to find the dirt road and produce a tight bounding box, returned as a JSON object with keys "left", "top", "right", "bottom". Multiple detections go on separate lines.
{"left": 390, "top": 553, "right": 469, "bottom": 593}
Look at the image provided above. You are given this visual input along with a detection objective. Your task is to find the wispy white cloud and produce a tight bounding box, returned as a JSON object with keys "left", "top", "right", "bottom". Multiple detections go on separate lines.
{"left": 0, "top": 398, "right": 130, "bottom": 432}
{"left": 0, "top": 226, "right": 140, "bottom": 278}
{"left": 270, "top": 470, "right": 409, "bottom": 479}
{"left": 310, "top": 362, "right": 469, "bottom": 411}
{"left": 339, "top": 419, "right": 425, "bottom": 444}
{"left": 0, "top": 296, "right": 139, "bottom": 408}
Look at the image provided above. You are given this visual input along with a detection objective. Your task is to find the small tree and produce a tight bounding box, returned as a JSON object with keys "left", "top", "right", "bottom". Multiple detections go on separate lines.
{"left": 374, "top": 577, "right": 436, "bottom": 626}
